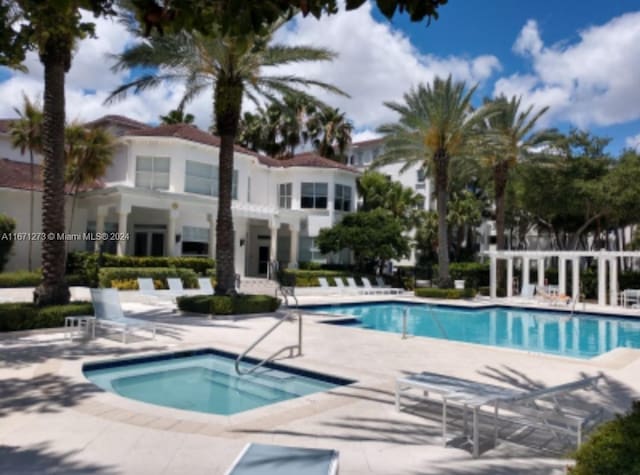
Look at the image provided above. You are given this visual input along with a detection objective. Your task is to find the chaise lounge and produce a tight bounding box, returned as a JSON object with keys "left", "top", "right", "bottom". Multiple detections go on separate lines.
{"left": 91, "top": 288, "right": 157, "bottom": 343}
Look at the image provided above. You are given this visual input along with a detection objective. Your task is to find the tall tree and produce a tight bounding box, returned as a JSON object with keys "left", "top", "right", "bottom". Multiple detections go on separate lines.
{"left": 307, "top": 106, "right": 353, "bottom": 161}
{"left": 107, "top": 18, "right": 345, "bottom": 294}
{"left": 159, "top": 107, "right": 195, "bottom": 124}
{"left": 1, "top": 1, "right": 117, "bottom": 305}
{"left": 9, "top": 93, "right": 42, "bottom": 272}
{"left": 376, "top": 76, "right": 484, "bottom": 287}
{"left": 357, "top": 170, "right": 422, "bottom": 227}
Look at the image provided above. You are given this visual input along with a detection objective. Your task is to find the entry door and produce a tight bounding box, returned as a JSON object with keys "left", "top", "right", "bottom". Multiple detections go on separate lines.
{"left": 134, "top": 231, "right": 165, "bottom": 256}
{"left": 258, "top": 246, "right": 270, "bottom": 275}
{"left": 151, "top": 233, "right": 164, "bottom": 256}
{"left": 134, "top": 232, "right": 148, "bottom": 256}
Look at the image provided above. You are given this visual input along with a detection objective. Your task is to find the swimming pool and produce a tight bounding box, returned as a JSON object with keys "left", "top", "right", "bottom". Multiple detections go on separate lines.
{"left": 84, "top": 349, "right": 353, "bottom": 415}
{"left": 307, "top": 302, "right": 640, "bottom": 359}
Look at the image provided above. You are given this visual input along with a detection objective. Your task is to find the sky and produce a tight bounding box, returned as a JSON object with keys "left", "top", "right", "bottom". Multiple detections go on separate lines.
{"left": 1, "top": 0, "right": 639, "bottom": 154}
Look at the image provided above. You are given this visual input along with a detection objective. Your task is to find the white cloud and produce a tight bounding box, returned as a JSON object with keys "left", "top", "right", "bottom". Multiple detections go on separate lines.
{"left": 272, "top": 2, "right": 500, "bottom": 130}
{"left": 495, "top": 12, "right": 640, "bottom": 129}
{"left": 626, "top": 134, "right": 640, "bottom": 151}
{"left": 352, "top": 129, "right": 381, "bottom": 143}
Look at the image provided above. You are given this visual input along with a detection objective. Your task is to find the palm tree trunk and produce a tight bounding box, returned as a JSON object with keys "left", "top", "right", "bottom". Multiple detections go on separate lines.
{"left": 214, "top": 77, "right": 243, "bottom": 295}
{"left": 33, "top": 45, "right": 70, "bottom": 306}
{"left": 494, "top": 162, "right": 509, "bottom": 291}
{"left": 28, "top": 149, "right": 34, "bottom": 272}
{"left": 434, "top": 150, "right": 451, "bottom": 288}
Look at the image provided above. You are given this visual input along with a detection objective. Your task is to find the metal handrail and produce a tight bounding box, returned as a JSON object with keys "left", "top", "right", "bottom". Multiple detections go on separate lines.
{"left": 235, "top": 285, "right": 302, "bottom": 376}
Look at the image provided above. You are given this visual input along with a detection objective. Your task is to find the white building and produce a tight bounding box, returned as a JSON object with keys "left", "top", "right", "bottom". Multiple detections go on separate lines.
{"left": 0, "top": 115, "right": 359, "bottom": 275}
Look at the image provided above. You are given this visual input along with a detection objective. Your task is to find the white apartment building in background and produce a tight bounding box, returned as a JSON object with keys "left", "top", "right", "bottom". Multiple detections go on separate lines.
{"left": 0, "top": 115, "right": 359, "bottom": 275}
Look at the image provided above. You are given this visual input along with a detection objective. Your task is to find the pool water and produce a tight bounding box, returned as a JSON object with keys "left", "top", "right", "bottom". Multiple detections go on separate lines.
{"left": 84, "top": 349, "right": 352, "bottom": 415}
{"left": 309, "top": 303, "right": 640, "bottom": 359}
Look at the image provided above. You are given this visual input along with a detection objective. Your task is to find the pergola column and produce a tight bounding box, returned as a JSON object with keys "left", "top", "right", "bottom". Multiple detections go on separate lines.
{"left": 489, "top": 255, "right": 497, "bottom": 299}
{"left": 537, "top": 257, "right": 545, "bottom": 288}
{"left": 558, "top": 257, "right": 567, "bottom": 295}
{"left": 116, "top": 208, "right": 129, "bottom": 256}
{"left": 597, "top": 255, "right": 607, "bottom": 306}
{"left": 94, "top": 205, "right": 109, "bottom": 252}
{"left": 207, "top": 213, "right": 215, "bottom": 259}
{"left": 572, "top": 258, "right": 580, "bottom": 300}
{"left": 522, "top": 257, "right": 530, "bottom": 287}
{"left": 506, "top": 257, "right": 514, "bottom": 297}
{"left": 609, "top": 258, "right": 618, "bottom": 306}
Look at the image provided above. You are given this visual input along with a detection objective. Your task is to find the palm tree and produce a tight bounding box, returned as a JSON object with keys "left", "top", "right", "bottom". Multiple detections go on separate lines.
{"left": 9, "top": 94, "right": 42, "bottom": 272}
{"left": 64, "top": 123, "right": 114, "bottom": 240}
{"left": 307, "top": 106, "right": 353, "bottom": 161}
{"left": 106, "top": 19, "right": 345, "bottom": 294}
{"left": 159, "top": 107, "right": 195, "bottom": 124}
{"left": 376, "top": 76, "right": 484, "bottom": 287}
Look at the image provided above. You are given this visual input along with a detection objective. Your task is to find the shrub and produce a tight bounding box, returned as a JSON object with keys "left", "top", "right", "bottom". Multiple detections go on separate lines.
{"left": 0, "top": 270, "right": 41, "bottom": 287}
{"left": 569, "top": 401, "right": 640, "bottom": 475}
{"left": 449, "top": 262, "right": 490, "bottom": 289}
{"left": 0, "top": 214, "right": 16, "bottom": 272}
{"left": 0, "top": 301, "right": 94, "bottom": 332}
{"left": 177, "top": 294, "right": 281, "bottom": 315}
{"left": 98, "top": 267, "right": 198, "bottom": 289}
{"left": 280, "top": 269, "right": 351, "bottom": 287}
{"left": 415, "top": 288, "right": 475, "bottom": 299}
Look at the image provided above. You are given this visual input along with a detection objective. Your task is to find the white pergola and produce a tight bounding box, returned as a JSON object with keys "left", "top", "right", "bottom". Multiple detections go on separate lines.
{"left": 483, "top": 250, "right": 640, "bottom": 306}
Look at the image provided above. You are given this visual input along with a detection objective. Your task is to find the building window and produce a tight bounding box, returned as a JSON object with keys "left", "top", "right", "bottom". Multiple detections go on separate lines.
{"left": 185, "top": 161, "right": 238, "bottom": 199}
{"left": 278, "top": 183, "right": 292, "bottom": 208}
{"left": 417, "top": 167, "right": 427, "bottom": 183}
{"left": 299, "top": 237, "right": 324, "bottom": 262}
{"left": 334, "top": 184, "right": 352, "bottom": 211}
{"left": 135, "top": 156, "right": 170, "bottom": 190}
{"left": 182, "top": 226, "right": 209, "bottom": 255}
{"left": 301, "top": 182, "right": 328, "bottom": 209}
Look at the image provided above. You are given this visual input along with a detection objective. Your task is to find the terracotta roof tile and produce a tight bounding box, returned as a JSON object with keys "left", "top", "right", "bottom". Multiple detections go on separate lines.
{"left": 275, "top": 152, "right": 359, "bottom": 173}
{"left": 85, "top": 114, "right": 149, "bottom": 131}
{"left": 0, "top": 158, "right": 103, "bottom": 194}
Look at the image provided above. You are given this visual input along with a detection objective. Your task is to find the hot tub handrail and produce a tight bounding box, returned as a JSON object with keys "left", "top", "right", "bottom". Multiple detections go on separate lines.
{"left": 235, "top": 286, "right": 302, "bottom": 376}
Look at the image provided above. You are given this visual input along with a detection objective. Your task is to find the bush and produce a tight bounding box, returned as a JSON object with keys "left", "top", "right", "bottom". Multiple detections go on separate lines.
{"left": 67, "top": 251, "right": 215, "bottom": 287}
{"left": 0, "top": 270, "right": 41, "bottom": 287}
{"left": 415, "top": 288, "right": 476, "bottom": 299}
{"left": 280, "top": 269, "right": 351, "bottom": 287}
{"left": 98, "top": 267, "right": 198, "bottom": 289}
{"left": 569, "top": 401, "right": 640, "bottom": 475}
{"left": 0, "top": 214, "right": 16, "bottom": 272}
{"left": 0, "top": 301, "right": 94, "bottom": 332}
{"left": 177, "top": 294, "right": 281, "bottom": 315}
{"left": 449, "top": 262, "right": 490, "bottom": 289}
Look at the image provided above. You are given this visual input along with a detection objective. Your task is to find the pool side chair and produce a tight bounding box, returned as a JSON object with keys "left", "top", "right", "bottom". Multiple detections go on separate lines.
{"left": 197, "top": 277, "right": 214, "bottom": 295}
{"left": 225, "top": 443, "right": 339, "bottom": 475}
{"left": 375, "top": 276, "right": 403, "bottom": 295}
{"left": 361, "top": 277, "right": 392, "bottom": 295}
{"left": 90, "top": 288, "right": 157, "bottom": 343}
{"left": 317, "top": 277, "right": 338, "bottom": 295}
{"left": 167, "top": 278, "right": 186, "bottom": 297}
{"left": 334, "top": 277, "right": 356, "bottom": 295}
{"left": 137, "top": 277, "right": 174, "bottom": 305}
{"left": 346, "top": 277, "right": 372, "bottom": 295}
{"left": 535, "top": 285, "right": 571, "bottom": 307}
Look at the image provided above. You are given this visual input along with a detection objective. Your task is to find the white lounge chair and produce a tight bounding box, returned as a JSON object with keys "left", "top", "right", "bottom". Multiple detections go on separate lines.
{"left": 376, "top": 276, "right": 403, "bottom": 295}
{"left": 225, "top": 443, "right": 339, "bottom": 475}
{"left": 361, "top": 277, "right": 392, "bottom": 295}
{"left": 197, "top": 277, "right": 214, "bottom": 294}
{"left": 90, "top": 288, "right": 157, "bottom": 343}
{"left": 167, "top": 277, "right": 186, "bottom": 297}
{"left": 333, "top": 277, "right": 357, "bottom": 295}
{"left": 346, "top": 277, "right": 370, "bottom": 295}
{"left": 136, "top": 277, "right": 174, "bottom": 305}
{"left": 396, "top": 371, "right": 603, "bottom": 457}
{"left": 535, "top": 285, "right": 571, "bottom": 306}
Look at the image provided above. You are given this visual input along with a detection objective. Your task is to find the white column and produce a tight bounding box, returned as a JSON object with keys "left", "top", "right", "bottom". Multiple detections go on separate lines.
{"left": 269, "top": 223, "right": 279, "bottom": 263}
{"left": 207, "top": 213, "right": 216, "bottom": 259}
{"left": 597, "top": 255, "right": 607, "bottom": 306}
{"left": 609, "top": 258, "right": 618, "bottom": 306}
{"left": 234, "top": 218, "right": 248, "bottom": 277}
{"left": 116, "top": 210, "right": 129, "bottom": 256}
{"left": 522, "top": 257, "right": 530, "bottom": 287}
{"left": 572, "top": 258, "right": 580, "bottom": 300}
{"left": 289, "top": 224, "right": 300, "bottom": 269}
{"left": 167, "top": 208, "right": 179, "bottom": 257}
{"left": 94, "top": 206, "right": 108, "bottom": 252}
{"left": 506, "top": 258, "right": 514, "bottom": 297}
{"left": 537, "top": 257, "right": 545, "bottom": 288}
{"left": 558, "top": 257, "right": 567, "bottom": 295}
{"left": 489, "top": 255, "right": 497, "bottom": 299}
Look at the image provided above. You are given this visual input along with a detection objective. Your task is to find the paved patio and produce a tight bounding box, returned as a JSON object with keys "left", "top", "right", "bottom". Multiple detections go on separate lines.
{"left": 1, "top": 289, "right": 640, "bottom": 474}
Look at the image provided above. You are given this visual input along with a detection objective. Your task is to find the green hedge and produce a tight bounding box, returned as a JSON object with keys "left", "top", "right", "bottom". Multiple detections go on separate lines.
{"left": 98, "top": 267, "right": 198, "bottom": 289}
{"left": 415, "top": 288, "right": 475, "bottom": 299}
{"left": 0, "top": 301, "right": 94, "bottom": 332}
{"left": 0, "top": 214, "right": 16, "bottom": 272}
{"left": 0, "top": 270, "right": 41, "bottom": 287}
{"left": 569, "top": 401, "right": 640, "bottom": 475}
{"left": 177, "top": 294, "right": 281, "bottom": 315}
{"left": 279, "top": 269, "right": 352, "bottom": 287}
{"left": 67, "top": 251, "right": 215, "bottom": 286}
{"left": 450, "top": 262, "right": 489, "bottom": 289}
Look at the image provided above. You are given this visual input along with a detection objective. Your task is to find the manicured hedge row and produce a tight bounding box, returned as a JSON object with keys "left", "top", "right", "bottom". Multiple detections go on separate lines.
{"left": 98, "top": 267, "right": 198, "bottom": 289}
{"left": 0, "top": 271, "right": 85, "bottom": 288}
{"left": 279, "top": 270, "right": 352, "bottom": 287}
{"left": 569, "top": 401, "right": 640, "bottom": 474}
{"left": 177, "top": 294, "right": 281, "bottom": 315}
{"left": 0, "top": 301, "right": 94, "bottom": 332}
{"left": 67, "top": 251, "right": 215, "bottom": 286}
{"left": 415, "top": 288, "right": 475, "bottom": 299}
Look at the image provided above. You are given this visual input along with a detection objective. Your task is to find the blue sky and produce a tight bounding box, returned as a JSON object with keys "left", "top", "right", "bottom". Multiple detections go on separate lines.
{"left": 1, "top": 0, "right": 639, "bottom": 154}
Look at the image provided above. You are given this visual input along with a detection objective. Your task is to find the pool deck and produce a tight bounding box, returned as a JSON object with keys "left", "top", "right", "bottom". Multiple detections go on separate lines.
{"left": 2, "top": 289, "right": 640, "bottom": 474}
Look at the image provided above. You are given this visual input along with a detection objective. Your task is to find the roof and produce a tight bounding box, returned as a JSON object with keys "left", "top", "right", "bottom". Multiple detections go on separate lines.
{"left": 351, "top": 137, "right": 384, "bottom": 148}
{"left": 128, "top": 123, "right": 359, "bottom": 173}
{"left": 85, "top": 115, "right": 149, "bottom": 131}
{"left": 0, "top": 158, "right": 103, "bottom": 194}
